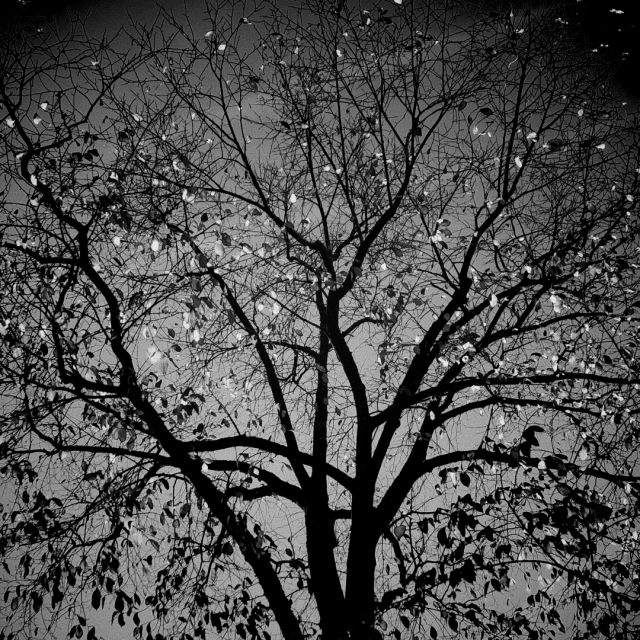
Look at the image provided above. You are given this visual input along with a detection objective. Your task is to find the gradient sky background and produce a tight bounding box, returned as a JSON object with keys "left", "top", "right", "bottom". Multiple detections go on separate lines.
{"left": 2, "top": 0, "right": 639, "bottom": 638}
{"left": 9, "top": 0, "right": 640, "bottom": 98}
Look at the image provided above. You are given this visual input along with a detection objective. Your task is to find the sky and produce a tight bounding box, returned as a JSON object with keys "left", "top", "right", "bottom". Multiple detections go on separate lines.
{"left": 9, "top": 0, "right": 640, "bottom": 97}
{"left": 2, "top": 0, "right": 639, "bottom": 638}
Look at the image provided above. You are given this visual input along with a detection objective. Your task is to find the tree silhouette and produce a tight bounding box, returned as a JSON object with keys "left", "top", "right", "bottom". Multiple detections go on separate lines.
{"left": 1, "top": 2, "right": 639, "bottom": 640}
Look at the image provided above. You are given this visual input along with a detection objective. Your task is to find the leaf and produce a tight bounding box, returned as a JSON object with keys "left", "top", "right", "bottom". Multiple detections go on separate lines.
{"left": 217, "top": 44, "right": 227, "bottom": 52}
{"left": 393, "top": 524, "right": 406, "bottom": 538}
{"left": 458, "top": 101, "right": 467, "bottom": 110}
{"left": 514, "top": 156, "right": 523, "bottom": 168}
{"left": 151, "top": 238, "right": 161, "bottom": 252}
{"left": 214, "top": 240, "right": 225, "bottom": 257}
{"left": 289, "top": 193, "right": 297, "bottom": 204}
{"left": 490, "top": 294, "right": 498, "bottom": 307}
{"left": 30, "top": 591, "right": 42, "bottom": 613}
{"left": 460, "top": 472, "right": 471, "bottom": 487}
{"left": 479, "top": 107, "right": 493, "bottom": 117}
{"left": 91, "top": 588, "right": 101, "bottom": 610}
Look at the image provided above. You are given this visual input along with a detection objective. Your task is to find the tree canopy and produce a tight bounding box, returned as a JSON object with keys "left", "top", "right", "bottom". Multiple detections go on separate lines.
{"left": 1, "top": 1, "right": 640, "bottom": 639}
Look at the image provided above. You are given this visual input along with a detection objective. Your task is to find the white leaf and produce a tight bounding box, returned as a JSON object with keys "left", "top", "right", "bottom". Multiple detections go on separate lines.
{"left": 578, "top": 108, "right": 584, "bottom": 117}
{"left": 192, "top": 328, "right": 201, "bottom": 343}
{"left": 182, "top": 188, "right": 196, "bottom": 203}
{"left": 490, "top": 294, "right": 498, "bottom": 307}
{"left": 130, "top": 530, "right": 144, "bottom": 546}
{"left": 393, "top": 0, "right": 403, "bottom": 4}
{"left": 148, "top": 346, "right": 163, "bottom": 364}
{"left": 5, "top": 118, "right": 15, "bottom": 128}
{"left": 289, "top": 193, "right": 297, "bottom": 204}
{"left": 132, "top": 113, "right": 143, "bottom": 122}
{"left": 30, "top": 174, "right": 38, "bottom": 186}
{"left": 526, "top": 132, "right": 537, "bottom": 140}
{"left": 596, "top": 143, "right": 606, "bottom": 150}
{"left": 40, "top": 102, "right": 49, "bottom": 111}
{"left": 213, "top": 240, "right": 225, "bottom": 257}
{"left": 218, "top": 43, "right": 227, "bottom": 52}
{"left": 514, "top": 156, "right": 523, "bottom": 168}
{"left": 33, "top": 116, "right": 43, "bottom": 126}
{"left": 205, "top": 31, "right": 214, "bottom": 38}
{"left": 113, "top": 236, "right": 121, "bottom": 247}
{"left": 151, "top": 238, "right": 161, "bottom": 252}
{"left": 273, "top": 301, "right": 281, "bottom": 316}
{"left": 579, "top": 447, "right": 588, "bottom": 461}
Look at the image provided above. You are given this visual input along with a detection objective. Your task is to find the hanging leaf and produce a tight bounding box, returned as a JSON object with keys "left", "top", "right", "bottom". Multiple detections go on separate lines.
{"left": 479, "top": 107, "right": 493, "bottom": 117}
{"left": 91, "top": 588, "right": 101, "bottom": 610}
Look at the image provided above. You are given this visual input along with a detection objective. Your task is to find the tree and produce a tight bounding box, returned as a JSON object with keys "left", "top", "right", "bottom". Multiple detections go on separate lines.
{"left": 1, "top": 1, "right": 640, "bottom": 639}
